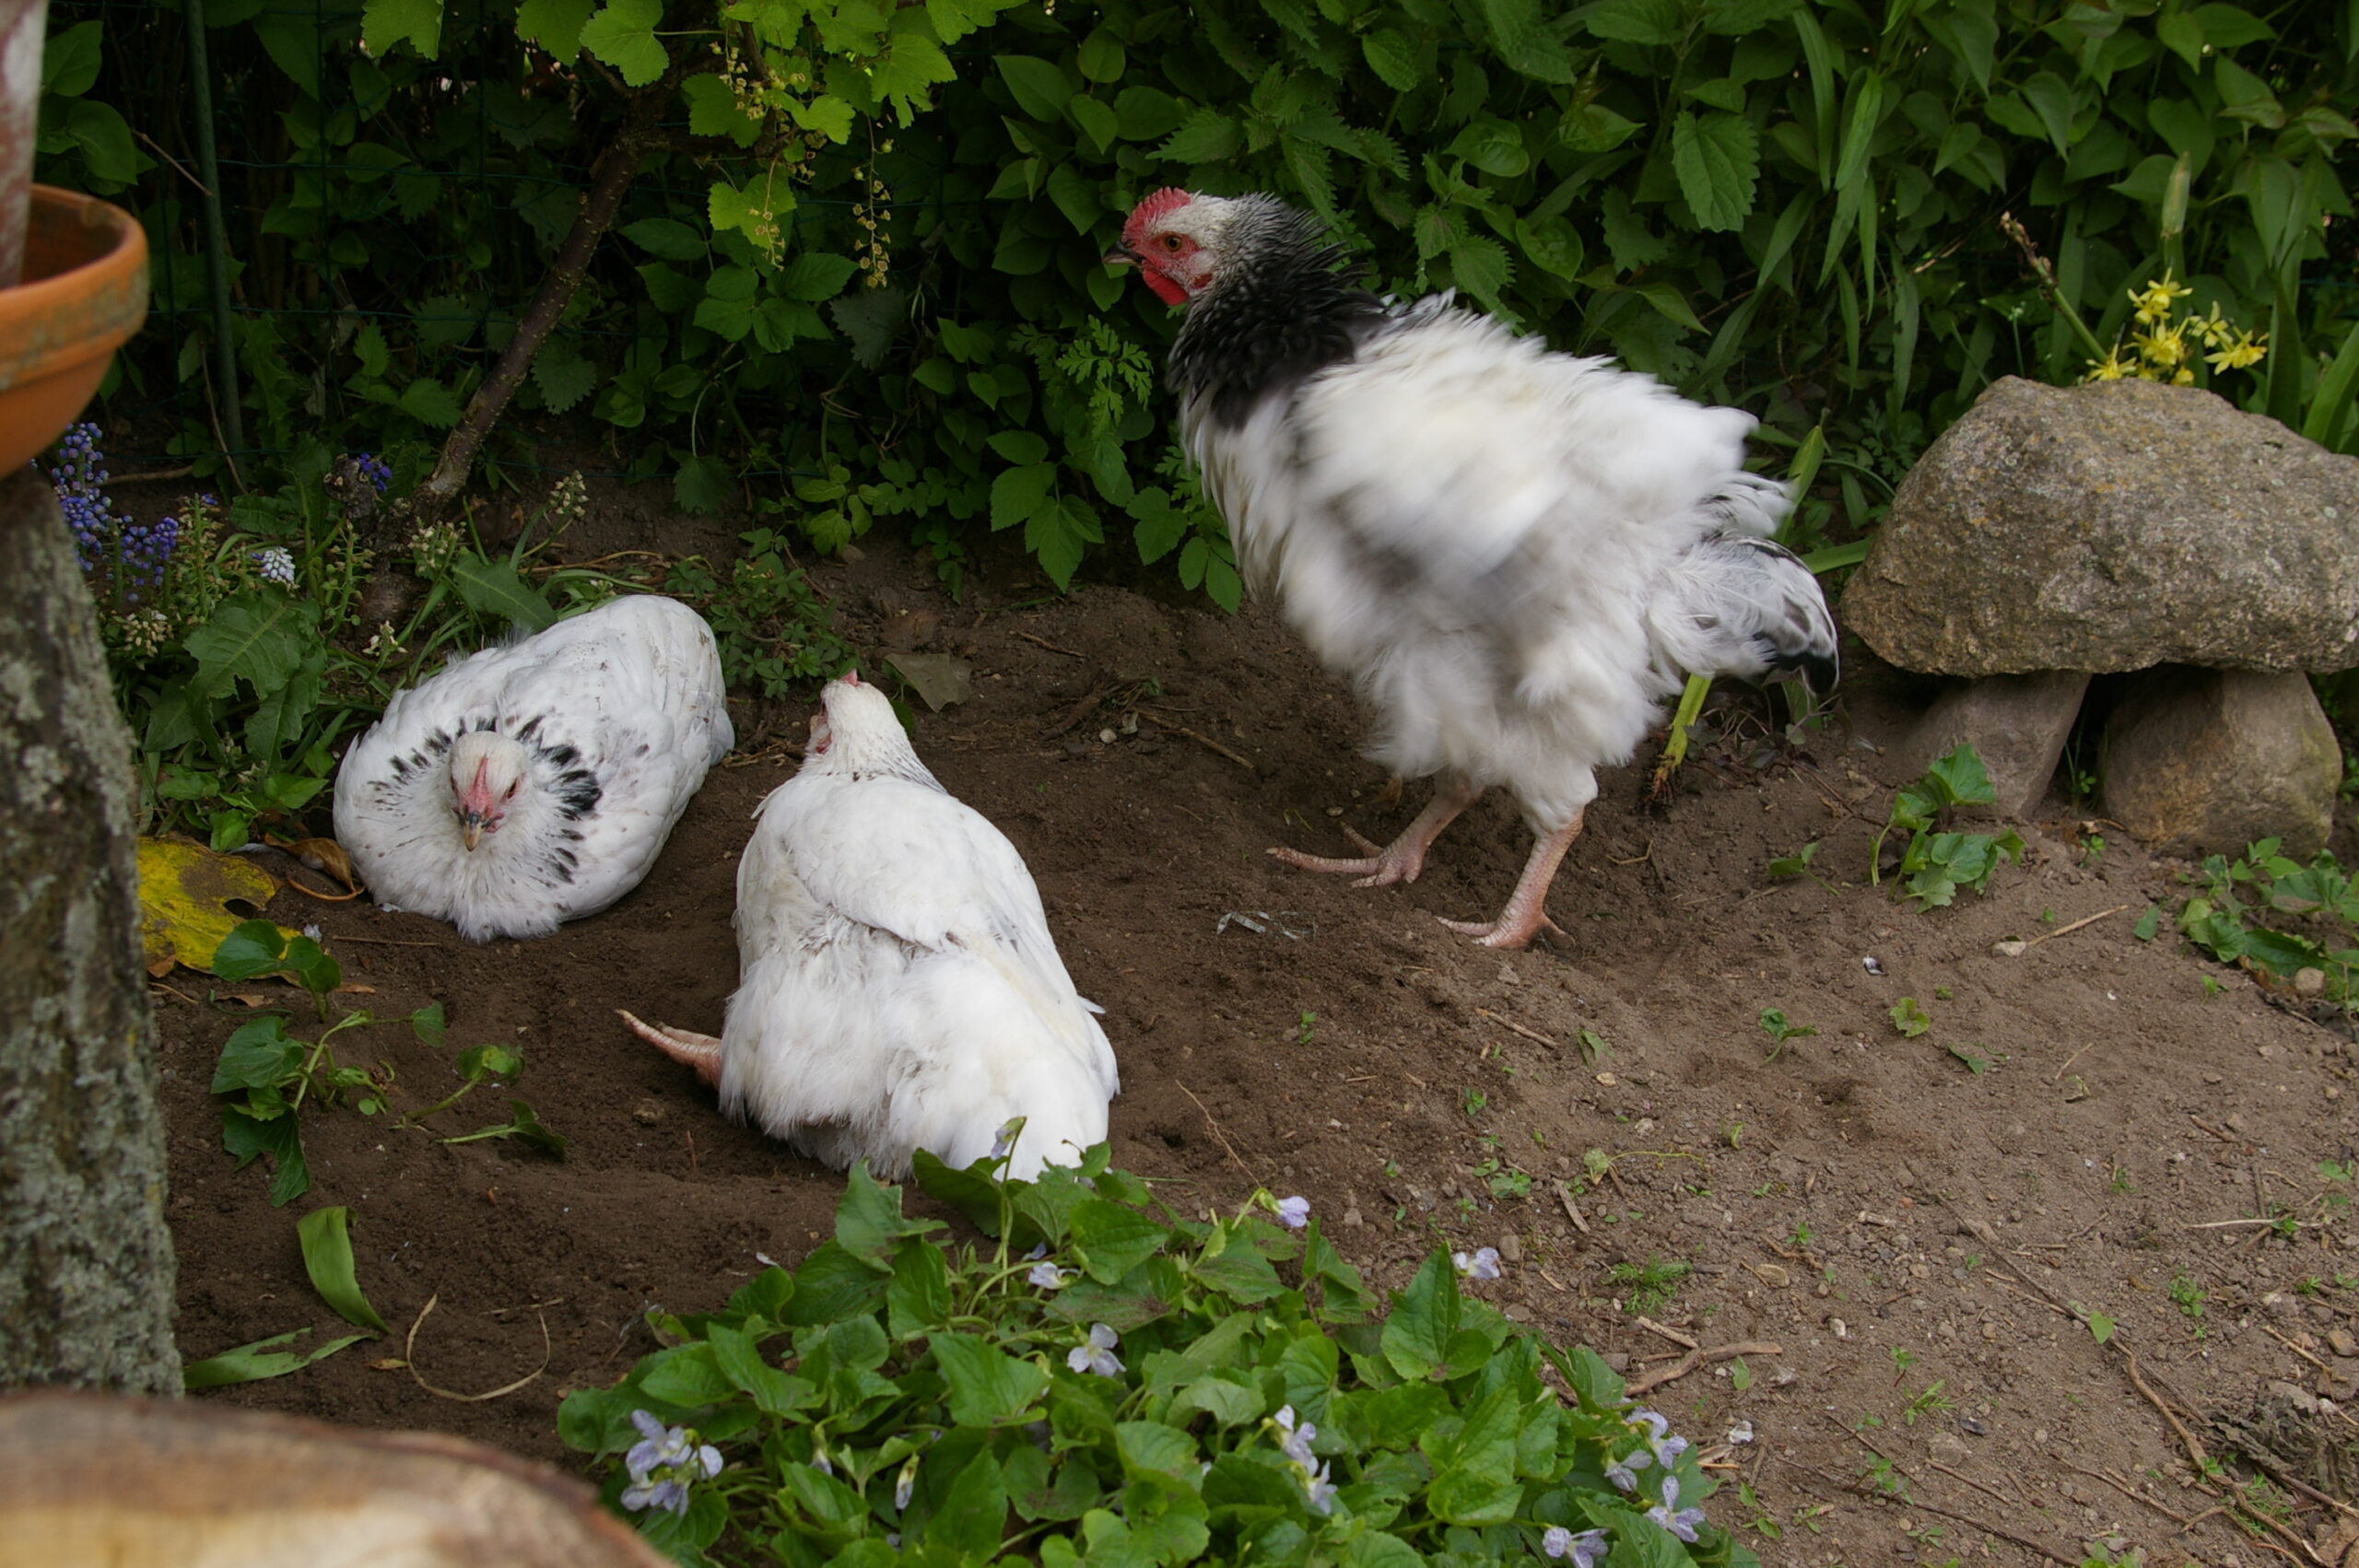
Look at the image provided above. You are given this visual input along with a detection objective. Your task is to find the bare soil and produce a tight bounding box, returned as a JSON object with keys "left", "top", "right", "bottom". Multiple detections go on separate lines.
{"left": 157, "top": 496, "right": 2359, "bottom": 1568}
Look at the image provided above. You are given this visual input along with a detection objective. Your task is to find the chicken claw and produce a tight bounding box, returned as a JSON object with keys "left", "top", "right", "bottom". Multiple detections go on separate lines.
{"left": 1269, "top": 778, "right": 1483, "bottom": 888}
{"left": 1437, "top": 812, "right": 1586, "bottom": 950}
{"left": 617, "top": 1009, "right": 723, "bottom": 1087}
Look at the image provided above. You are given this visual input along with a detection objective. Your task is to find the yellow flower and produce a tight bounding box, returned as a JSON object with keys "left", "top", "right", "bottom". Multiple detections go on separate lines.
{"left": 2133, "top": 325, "right": 2188, "bottom": 373}
{"left": 2130, "top": 272, "right": 2192, "bottom": 327}
{"left": 2083, "top": 345, "right": 2136, "bottom": 382}
{"left": 2206, "top": 332, "right": 2268, "bottom": 372}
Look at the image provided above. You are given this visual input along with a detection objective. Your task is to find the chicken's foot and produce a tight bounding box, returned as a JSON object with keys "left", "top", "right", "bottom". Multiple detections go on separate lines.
{"left": 617, "top": 1009, "right": 722, "bottom": 1087}
{"left": 1269, "top": 778, "right": 1483, "bottom": 887}
{"left": 1440, "top": 810, "right": 1585, "bottom": 950}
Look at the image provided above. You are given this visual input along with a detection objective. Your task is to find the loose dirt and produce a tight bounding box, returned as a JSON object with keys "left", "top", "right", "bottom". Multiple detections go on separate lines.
{"left": 157, "top": 500, "right": 2359, "bottom": 1568}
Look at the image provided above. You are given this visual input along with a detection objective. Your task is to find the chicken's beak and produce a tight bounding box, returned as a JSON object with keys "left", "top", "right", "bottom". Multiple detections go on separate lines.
{"left": 1102, "top": 240, "right": 1140, "bottom": 268}
{"left": 458, "top": 812, "right": 486, "bottom": 851}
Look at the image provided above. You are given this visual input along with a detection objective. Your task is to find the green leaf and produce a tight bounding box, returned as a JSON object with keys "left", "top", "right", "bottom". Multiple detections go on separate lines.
{"left": 1361, "top": 29, "right": 1420, "bottom": 90}
{"left": 683, "top": 73, "right": 762, "bottom": 146}
{"left": 1072, "top": 1199, "right": 1168, "bottom": 1283}
{"left": 1446, "top": 236, "right": 1512, "bottom": 310}
{"left": 1115, "top": 1422, "right": 1201, "bottom": 1484}
{"left": 398, "top": 377, "right": 464, "bottom": 428}
{"left": 211, "top": 1015, "right": 302, "bottom": 1092}
{"left": 1888, "top": 997, "right": 1931, "bottom": 1037}
{"left": 2086, "top": 1309, "right": 2117, "bottom": 1344}
{"left": 515, "top": 0, "right": 595, "bottom": 58}
{"left": 997, "top": 54, "right": 1072, "bottom": 121}
{"left": 1584, "top": 0, "right": 1684, "bottom": 45}
{"left": 930, "top": 1450, "right": 1012, "bottom": 1558}
{"left": 410, "top": 1003, "right": 448, "bottom": 1047}
{"left": 449, "top": 555, "right": 558, "bottom": 632}
{"left": 1380, "top": 1251, "right": 1460, "bottom": 1380}
{"left": 184, "top": 592, "right": 313, "bottom": 702}
{"left": 780, "top": 252, "right": 859, "bottom": 302}
{"left": 1447, "top": 119, "right": 1528, "bottom": 178}
{"left": 580, "top": 0, "right": 667, "bottom": 86}
{"left": 297, "top": 1206, "right": 392, "bottom": 1333}
{"left": 221, "top": 1106, "right": 311, "bottom": 1206}
{"left": 709, "top": 1322, "right": 815, "bottom": 1414}
{"left": 43, "top": 21, "right": 103, "bottom": 97}
{"left": 362, "top": 0, "right": 443, "bottom": 58}
{"left": 932, "top": 1331, "right": 1050, "bottom": 1425}
{"left": 1159, "top": 109, "right": 1241, "bottom": 165}
{"left": 991, "top": 464, "right": 1058, "bottom": 532}
{"left": 1192, "top": 1238, "right": 1284, "bottom": 1304}
{"left": 182, "top": 1328, "right": 370, "bottom": 1390}
{"left": 835, "top": 1161, "right": 942, "bottom": 1265}
{"left": 1671, "top": 111, "right": 1760, "bottom": 231}
{"left": 675, "top": 454, "right": 733, "bottom": 515}
{"left": 620, "top": 216, "right": 708, "bottom": 261}
{"left": 533, "top": 352, "right": 600, "bottom": 415}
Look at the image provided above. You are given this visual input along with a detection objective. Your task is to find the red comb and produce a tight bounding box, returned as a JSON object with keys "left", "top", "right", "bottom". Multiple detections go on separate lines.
{"left": 1124, "top": 187, "right": 1191, "bottom": 240}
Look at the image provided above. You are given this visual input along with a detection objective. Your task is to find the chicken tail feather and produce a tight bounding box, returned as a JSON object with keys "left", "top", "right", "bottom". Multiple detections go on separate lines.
{"left": 1650, "top": 531, "right": 1839, "bottom": 695}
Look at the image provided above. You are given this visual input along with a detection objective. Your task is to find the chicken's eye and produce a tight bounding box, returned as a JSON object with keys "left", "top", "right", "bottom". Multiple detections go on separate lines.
{"left": 504, "top": 781, "right": 520, "bottom": 800}
{"left": 1160, "top": 234, "right": 1183, "bottom": 252}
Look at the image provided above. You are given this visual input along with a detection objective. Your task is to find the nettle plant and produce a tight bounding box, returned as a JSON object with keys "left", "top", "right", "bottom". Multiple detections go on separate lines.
{"left": 560, "top": 1142, "right": 1747, "bottom": 1568}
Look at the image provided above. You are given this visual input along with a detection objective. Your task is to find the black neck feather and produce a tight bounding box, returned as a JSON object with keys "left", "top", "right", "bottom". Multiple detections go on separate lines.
{"left": 1167, "top": 201, "right": 1386, "bottom": 429}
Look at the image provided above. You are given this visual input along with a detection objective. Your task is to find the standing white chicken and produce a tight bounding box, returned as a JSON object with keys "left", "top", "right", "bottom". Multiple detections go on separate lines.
{"left": 1107, "top": 189, "right": 1839, "bottom": 949}
{"left": 334, "top": 594, "right": 733, "bottom": 942}
{"left": 618, "top": 672, "right": 1120, "bottom": 1181}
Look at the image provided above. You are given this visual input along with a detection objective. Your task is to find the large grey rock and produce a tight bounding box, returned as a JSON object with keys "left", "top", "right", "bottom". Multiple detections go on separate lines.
{"left": 1842, "top": 377, "right": 2359, "bottom": 676}
{"left": 1899, "top": 671, "right": 2092, "bottom": 819}
{"left": 2099, "top": 666, "right": 2341, "bottom": 859}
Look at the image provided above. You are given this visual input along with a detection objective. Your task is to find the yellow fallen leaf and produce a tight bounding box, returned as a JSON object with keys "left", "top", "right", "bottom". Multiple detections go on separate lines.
{"left": 136, "top": 838, "right": 295, "bottom": 977}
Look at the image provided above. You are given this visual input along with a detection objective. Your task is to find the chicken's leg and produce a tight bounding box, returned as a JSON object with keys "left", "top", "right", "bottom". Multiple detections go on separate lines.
{"left": 1440, "top": 809, "right": 1584, "bottom": 950}
{"left": 617, "top": 1009, "right": 722, "bottom": 1087}
{"left": 1270, "top": 777, "right": 1484, "bottom": 887}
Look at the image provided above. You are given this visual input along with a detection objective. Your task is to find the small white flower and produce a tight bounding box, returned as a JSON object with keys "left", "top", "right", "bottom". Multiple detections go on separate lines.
{"left": 1452, "top": 1246, "right": 1502, "bottom": 1280}
{"left": 1727, "top": 1420, "right": 1755, "bottom": 1445}
{"left": 1066, "top": 1322, "right": 1122, "bottom": 1377}
{"left": 1603, "top": 1446, "right": 1652, "bottom": 1492}
{"left": 300, "top": 924, "right": 323, "bottom": 942}
{"left": 1646, "top": 1475, "right": 1708, "bottom": 1543}
{"left": 1273, "top": 1404, "right": 1318, "bottom": 1469}
{"left": 990, "top": 1118, "right": 1021, "bottom": 1160}
{"left": 1027, "top": 1261, "right": 1072, "bottom": 1289}
{"left": 1302, "top": 1458, "right": 1337, "bottom": 1515}
{"left": 1274, "top": 1195, "right": 1310, "bottom": 1229}
{"left": 619, "top": 1410, "right": 722, "bottom": 1515}
{"left": 1542, "top": 1526, "right": 1608, "bottom": 1566}
{"left": 252, "top": 545, "right": 296, "bottom": 587}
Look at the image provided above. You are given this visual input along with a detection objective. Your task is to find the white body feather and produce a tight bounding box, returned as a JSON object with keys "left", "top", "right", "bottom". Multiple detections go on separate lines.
{"left": 334, "top": 595, "right": 733, "bottom": 942}
{"left": 1186, "top": 299, "right": 1833, "bottom": 834}
{"left": 717, "top": 680, "right": 1119, "bottom": 1181}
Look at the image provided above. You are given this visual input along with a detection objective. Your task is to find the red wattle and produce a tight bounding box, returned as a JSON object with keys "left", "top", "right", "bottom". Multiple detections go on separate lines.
{"left": 1143, "top": 271, "right": 1189, "bottom": 307}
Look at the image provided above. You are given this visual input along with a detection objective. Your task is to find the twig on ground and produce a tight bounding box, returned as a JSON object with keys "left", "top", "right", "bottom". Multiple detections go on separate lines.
{"left": 1015, "top": 629, "right": 1088, "bottom": 661}
{"left": 2027, "top": 903, "right": 2132, "bottom": 947}
{"left": 1135, "top": 708, "right": 1256, "bottom": 771}
{"left": 1557, "top": 1184, "right": 1590, "bottom": 1233}
{"left": 1173, "top": 1080, "right": 1257, "bottom": 1178}
{"left": 1622, "top": 1340, "right": 1779, "bottom": 1396}
{"left": 1633, "top": 1315, "right": 1699, "bottom": 1351}
{"left": 330, "top": 934, "right": 450, "bottom": 948}
{"left": 1474, "top": 1007, "right": 1562, "bottom": 1051}
{"left": 404, "top": 1293, "right": 550, "bottom": 1402}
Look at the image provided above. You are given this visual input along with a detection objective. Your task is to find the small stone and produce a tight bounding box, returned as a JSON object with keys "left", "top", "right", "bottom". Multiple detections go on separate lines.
{"left": 1496, "top": 963, "right": 1520, "bottom": 986}
{"left": 1098, "top": 727, "right": 1118, "bottom": 744}
{"left": 1594, "top": 1071, "right": 1617, "bottom": 1086}
{"left": 2328, "top": 1327, "right": 2356, "bottom": 1358}
{"left": 1994, "top": 940, "right": 2028, "bottom": 958}
{"left": 1341, "top": 1207, "right": 1363, "bottom": 1228}
{"left": 1496, "top": 1233, "right": 1522, "bottom": 1262}
{"left": 2101, "top": 666, "right": 2341, "bottom": 858}
{"left": 1602, "top": 1351, "right": 1630, "bottom": 1374}
{"left": 1898, "top": 671, "right": 2093, "bottom": 818}
{"left": 2294, "top": 966, "right": 2328, "bottom": 999}
{"left": 1754, "top": 1263, "right": 1790, "bottom": 1289}
{"left": 632, "top": 1100, "right": 665, "bottom": 1126}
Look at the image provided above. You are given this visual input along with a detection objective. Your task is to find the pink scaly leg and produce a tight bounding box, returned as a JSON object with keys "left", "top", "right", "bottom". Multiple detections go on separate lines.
{"left": 1439, "top": 808, "right": 1585, "bottom": 950}
{"left": 1269, "top": 777, "right": 1485, "bottom": 888}
{"left": 616, "top": 1009, "right": 723, "bottom": 1087}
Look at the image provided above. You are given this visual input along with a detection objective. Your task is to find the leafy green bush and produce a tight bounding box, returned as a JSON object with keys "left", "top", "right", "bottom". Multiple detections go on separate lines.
{"left": 59, "top": 0, "right": 2359, "bottom": 597}
{"left": 559, "top": 1142, "right": 1752, "bottom": 1567}
{"left": 1870, "top": 744, "right": 2024, "bottom": 908}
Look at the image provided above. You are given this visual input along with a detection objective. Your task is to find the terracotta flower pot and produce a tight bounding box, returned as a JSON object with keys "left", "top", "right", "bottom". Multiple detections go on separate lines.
{"left": 0, "top": 184, "right": 147, "bottom": 475}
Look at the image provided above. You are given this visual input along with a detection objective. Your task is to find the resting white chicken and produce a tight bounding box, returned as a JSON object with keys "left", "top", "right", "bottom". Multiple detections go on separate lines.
{"left": 618, "top": 672, "right": 1120, "bottom": 1181}
{"left": 334, "top": 594, "right": 732, "bottom": 942}
{"left": 1107, "top": 189, "right": 1840, "bottom": 948}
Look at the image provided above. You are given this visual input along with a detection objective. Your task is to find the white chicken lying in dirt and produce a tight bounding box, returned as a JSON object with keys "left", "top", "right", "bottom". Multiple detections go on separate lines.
{"left": 1107, "top": 189, "right": 1839, "bottom": 949}
{"left": 334, "top": 594, "right": 732, "bottom": 943}
{"left": 619, "top": 671, "right": 1120, "bottom": 1181}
